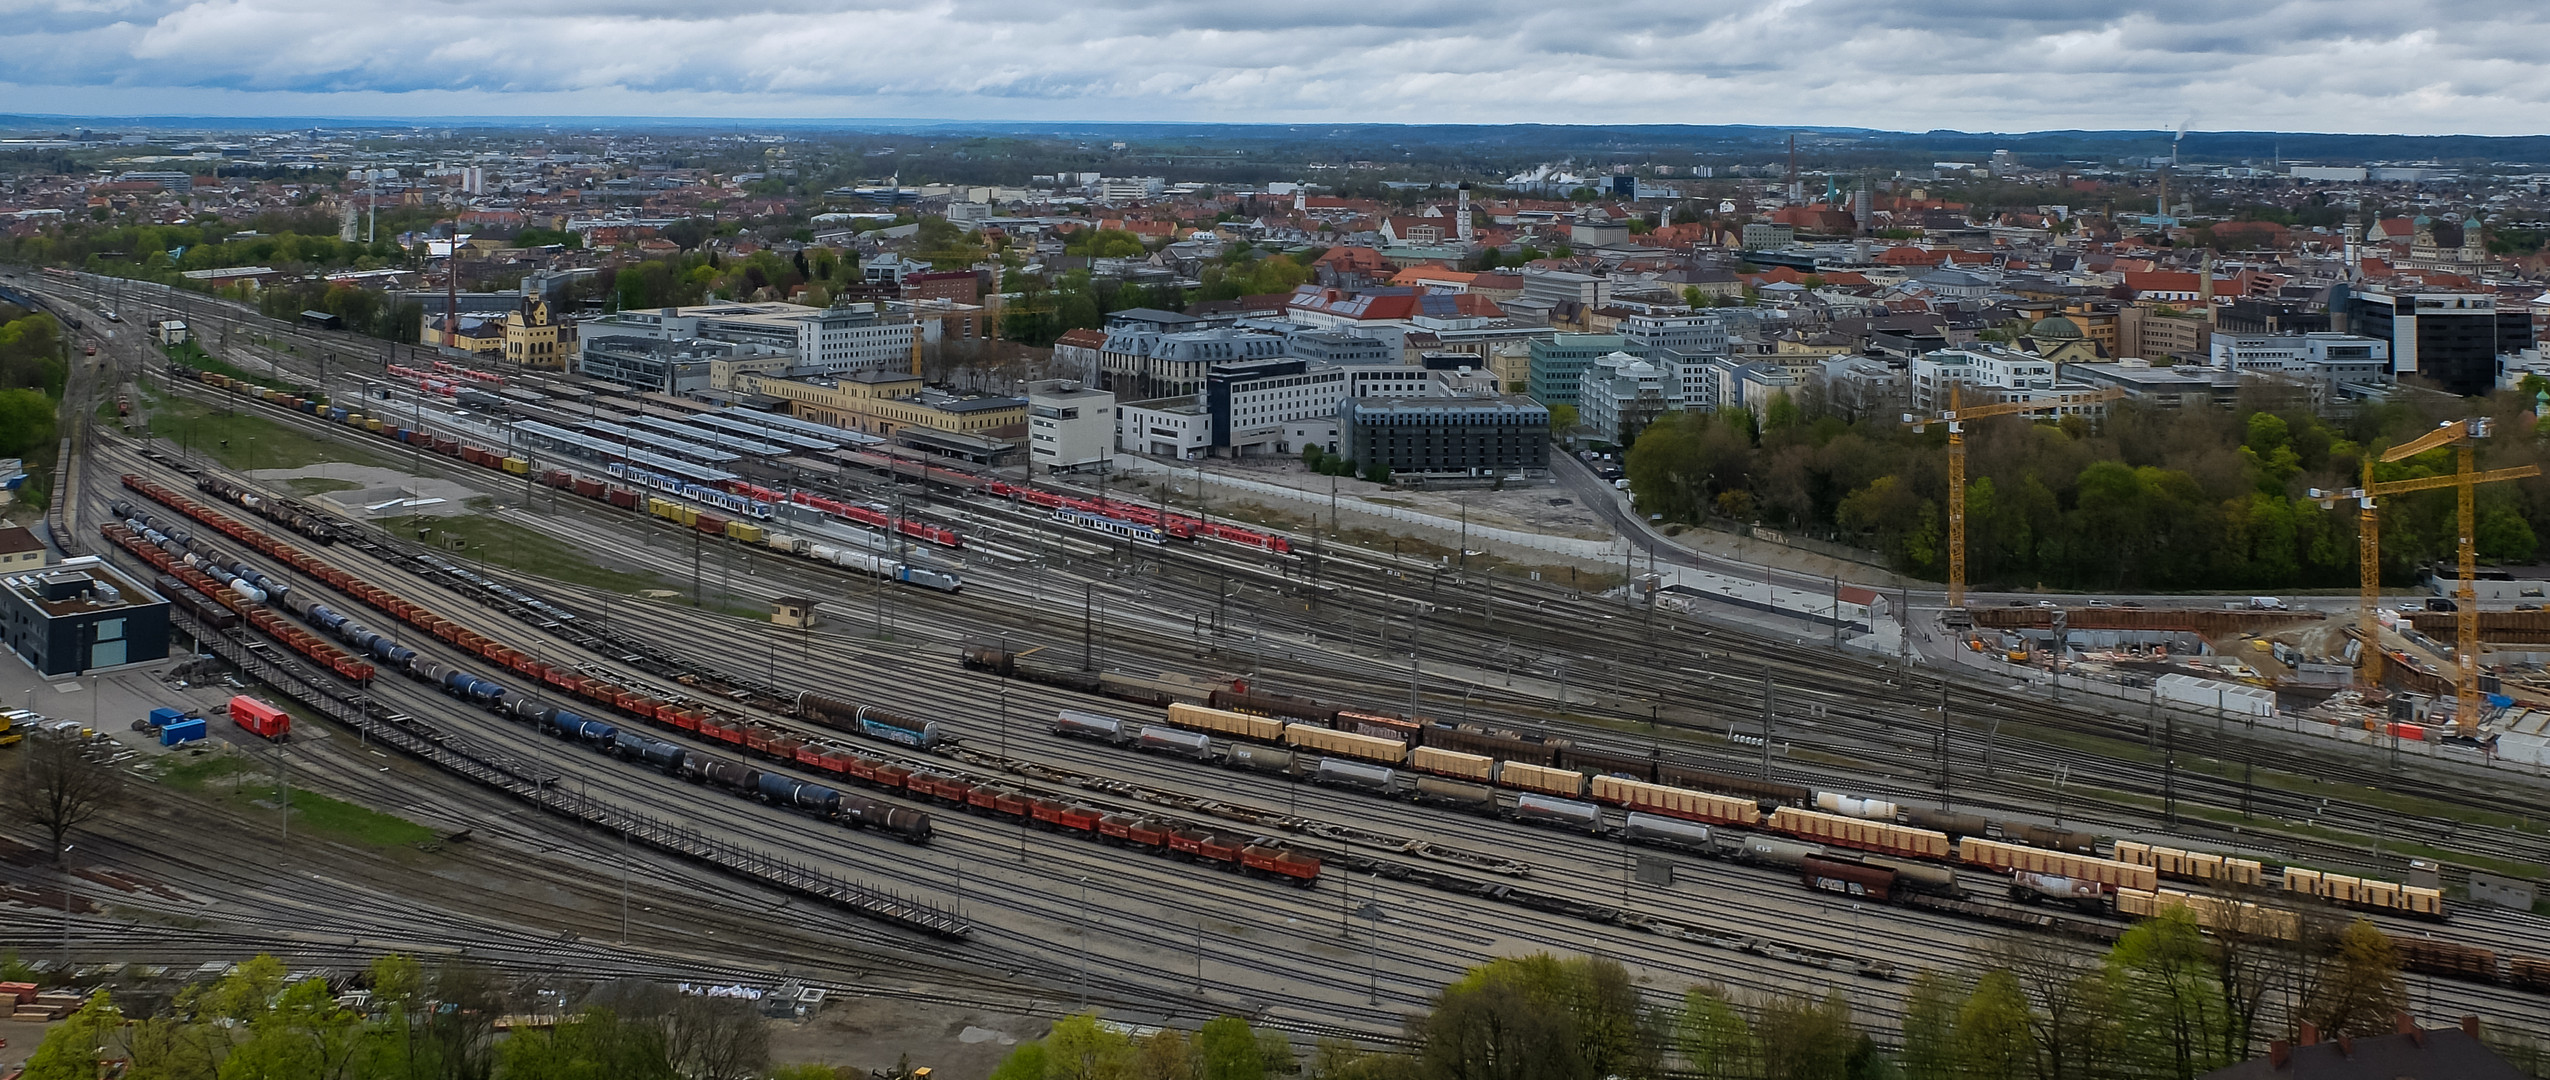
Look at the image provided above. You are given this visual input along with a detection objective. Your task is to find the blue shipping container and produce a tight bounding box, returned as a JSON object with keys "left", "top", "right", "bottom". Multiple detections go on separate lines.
{"left": 147, "top": 706, "right": 185, "bottom": 728}
{"left": 161, "top": 718, "right": 207, "bottom": 746}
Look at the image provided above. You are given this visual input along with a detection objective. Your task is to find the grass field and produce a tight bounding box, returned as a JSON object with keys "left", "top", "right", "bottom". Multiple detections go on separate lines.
{"left": 147, "top": 392, "right": 399, "bottom": 473}
{"left": 380, "top": 506, "right": 683, "bottom": 596}
{"left": 281, "top": 476, "right": 365, "bottom": 496}
{"left": 159, "top": 749, "right": 436, "bottom": 849}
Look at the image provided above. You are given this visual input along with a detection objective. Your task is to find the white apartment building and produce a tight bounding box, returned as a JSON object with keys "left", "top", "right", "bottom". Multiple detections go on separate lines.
{"left": 1579, "top": 352, "right": 1671, "bottom": 445}
{"left": 797, "top": 305, "right": 921, "bottom": 373}
{"left": 1911, "top": 347, "right": 2111, "bottom": 419}
{"left": 2208, "top": 332, "right": 2391, "bottom": 376}
{"left": 1209, "top": 358, "right": 1445, "bottom": 457}
{"left": 1910, "top": 346, "right": 2057, "bottom": 411}
{"left": 1619, "top": 312, "right": 1728, "bottom": 359}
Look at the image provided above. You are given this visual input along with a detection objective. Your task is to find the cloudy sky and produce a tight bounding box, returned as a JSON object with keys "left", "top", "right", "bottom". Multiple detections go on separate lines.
{"left": 5, "top": 0, "right": 2547, "bottom": 134}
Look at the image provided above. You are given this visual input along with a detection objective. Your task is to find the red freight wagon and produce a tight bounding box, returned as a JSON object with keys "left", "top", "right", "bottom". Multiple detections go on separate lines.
{"left": 1242, "top": 846, "right": 1323, "bottom": 885}
{"left": 1170, "top": 830, "right": 1242, "bottom": 865}
{"left": 230, "top": 696, "right": 289, "bottom": 739}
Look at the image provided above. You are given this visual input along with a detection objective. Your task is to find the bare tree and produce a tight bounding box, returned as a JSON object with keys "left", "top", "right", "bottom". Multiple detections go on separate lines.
{"left": 7, "top": 729, "right": 125, "bottom": 858}
{"left": 1979, "top": 931, "right": 2120, "bottom": 1080}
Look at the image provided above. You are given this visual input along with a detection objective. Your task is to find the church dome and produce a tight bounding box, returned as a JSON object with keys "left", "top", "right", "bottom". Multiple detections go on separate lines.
{"left": 2030, "top": 315, "right": 2084, "bottom": 340}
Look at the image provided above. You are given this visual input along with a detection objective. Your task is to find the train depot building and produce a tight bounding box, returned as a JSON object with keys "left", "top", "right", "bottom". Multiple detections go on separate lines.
{"left": 1, "top": 556, "right": 172, "bottom": 677}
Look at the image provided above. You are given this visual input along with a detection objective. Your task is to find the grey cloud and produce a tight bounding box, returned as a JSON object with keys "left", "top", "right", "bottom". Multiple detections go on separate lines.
{"left": 0, "top": 0, "right": 2544, "bottom": 132}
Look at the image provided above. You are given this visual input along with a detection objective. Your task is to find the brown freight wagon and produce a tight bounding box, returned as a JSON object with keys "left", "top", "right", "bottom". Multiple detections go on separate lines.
{"left": 1802, "top": 856, "right": 1894, "bottom": 902}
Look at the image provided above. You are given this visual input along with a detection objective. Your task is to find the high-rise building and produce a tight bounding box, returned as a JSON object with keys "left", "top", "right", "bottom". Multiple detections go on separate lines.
{"left": 2347, "top": 287, "right": 2535, "bottom": 396}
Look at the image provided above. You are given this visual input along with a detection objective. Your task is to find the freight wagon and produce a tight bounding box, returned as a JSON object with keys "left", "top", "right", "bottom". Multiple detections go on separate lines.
{"left": 229, "top": 695, "right": 289, "bottom": 739}
{"left": 2284, "top": 868, "right": 2446, "bottom": 918}
{"left": 1770, "top": 807, "right": 1952, "bottom": 861}
{"left": 1958, "top": 838, "right": 2157, "bottom": 893}
{"left": 1210, "top": 688, "right": 1339, "bottom": 724}
{"left": 1053, "top": 709, "right": 1133, "bottom": 745}
{"left": 2112, "top": 841, "right": 2267, "bottom": 888}
{"left": 1497, "top": 760, "right": 1588, "bottom": 798}
{"left": 1411, "top": 745, "right": 1495, "bottom": 782}
{"left": 1166, "top": 702, "right": 1285, "bottom": 743}
{"left": 1591, "top": 775, "right": 1761, "bottom": 826}
{"left": 1283, "top": 722, "right": 1404, "bottom": 764}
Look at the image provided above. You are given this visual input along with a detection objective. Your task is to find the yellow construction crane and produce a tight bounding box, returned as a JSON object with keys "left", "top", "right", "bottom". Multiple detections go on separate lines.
{"left": 2312, "top": 418, "right": 2537, "bottom": 735}
{"left": 1904, "top": 383, "right": 2123, "bottom": 609}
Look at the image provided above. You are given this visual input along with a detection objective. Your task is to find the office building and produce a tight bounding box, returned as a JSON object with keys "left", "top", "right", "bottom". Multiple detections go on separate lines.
{"left": 578, "top": 336, "right": 734, "bottom": 394}
{"left": 1619, "top": 312, "right": 1728, "bottom": 359}
{"left": 1577, "top": 352, "right": 1673, "bottom": 445}
{"left": 1117, "top": 398, "right": 1213, "bottom": 460}
{"left": 2, "top": 557, "right": 170, "bottom": 677}
{"left": 1527, "top": 334, "right": 1628, "bottom": 405}
{"left": 1339, "top": 392, "right": 1551, "bottom": 476}
{"left": 2347, "top": 287, "right": 2536, "bottom": 396}
{"left": 1028, "top": 381, "right": 1116, "bottom": 473}
{"left": 2208, "top": 333, "right": 2391, "bottom": 377}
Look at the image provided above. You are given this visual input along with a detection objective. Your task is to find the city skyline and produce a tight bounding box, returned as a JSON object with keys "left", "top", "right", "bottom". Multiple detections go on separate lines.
{"left": 6, "top": 1, "right": 2549, "bottom": 134}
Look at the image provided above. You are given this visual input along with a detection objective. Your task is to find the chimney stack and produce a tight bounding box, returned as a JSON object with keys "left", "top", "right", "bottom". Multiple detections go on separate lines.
{"left": 2299, "top": 1022, "right": 2320, "bottom": 1047}
{"left": 2268, "top": 1041, "right": 2290, "bottom": 1069}
{"left": 2462, "top": 1016, "right": 2483, "bottom": 1039}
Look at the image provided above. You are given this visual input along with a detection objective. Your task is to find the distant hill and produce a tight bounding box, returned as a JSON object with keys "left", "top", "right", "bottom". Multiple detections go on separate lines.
{"left": 5, "top": 115, "right": 2547, "bottom": 166}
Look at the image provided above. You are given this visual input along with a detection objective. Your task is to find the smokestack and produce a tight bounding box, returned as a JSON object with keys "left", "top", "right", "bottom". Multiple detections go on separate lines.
{"left": 2199, "top": 249, "right": 2214, "bottom": 316}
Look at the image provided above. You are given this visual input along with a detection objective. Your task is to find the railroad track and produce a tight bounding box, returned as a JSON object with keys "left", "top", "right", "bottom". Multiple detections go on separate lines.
{"left": 122, "top": 370, "right": 2550, "bottom": 895}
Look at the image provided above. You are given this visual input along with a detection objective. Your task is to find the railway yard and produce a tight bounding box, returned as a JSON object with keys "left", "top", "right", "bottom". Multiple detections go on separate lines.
{"left": 12, "top": 269, "right": 2550, "bottom": 1052}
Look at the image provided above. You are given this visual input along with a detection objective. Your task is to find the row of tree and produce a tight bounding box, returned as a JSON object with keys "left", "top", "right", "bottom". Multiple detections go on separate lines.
{"left": 1624, "top": 385, "right": 2550, "bottom": 590}
{"left": 0, "top": 306, "right": 64, "bottom": 460}
{"left": 972, "top": 903, "right": 2481, "bottom": 1080}
{"left": 20, "top": 953, "right": 849, "bottom": 1080}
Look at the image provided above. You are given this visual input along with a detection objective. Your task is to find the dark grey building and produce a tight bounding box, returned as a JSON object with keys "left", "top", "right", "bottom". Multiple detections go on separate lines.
{"left": 577, "top": 335, "right": 728, "bottom": 394}
{"left": 2346, "top": 287, "right": 2535, "bottom": 396}
{"left": 1339, "top": 392, "right": 1551, "bottom": 476}
{"left": 2, "top": 557, "right": 170, "bottom": 677}
{"left": 1285, "top": 330, "right": 1393, "bottom": 366}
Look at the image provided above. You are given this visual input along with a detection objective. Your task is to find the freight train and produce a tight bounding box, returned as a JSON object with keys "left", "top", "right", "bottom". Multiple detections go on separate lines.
{"left": 971, "top": 644, "right": 2452, "bottom": 926}
{"left": 115, "top": 470, "right": 1328, "bottom": 885}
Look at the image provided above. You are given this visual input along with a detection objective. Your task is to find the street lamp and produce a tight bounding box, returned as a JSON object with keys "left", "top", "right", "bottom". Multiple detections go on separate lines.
{"left": 59, "top": 843, "right": 73, "bottom": 973}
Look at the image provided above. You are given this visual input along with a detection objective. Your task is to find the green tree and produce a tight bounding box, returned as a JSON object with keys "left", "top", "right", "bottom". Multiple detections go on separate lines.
{"left": 496, "top": 1007, "right": 677, "bottom": 1080}
{"left": 1197, "top": 1016, "right": 1266, "bottom": 1080}
{"left": 1136, "top": 1028, "right": 1198, "bottom": 1080}
{"left": 1754, "top": 990, "right": 1855, "bottom": 1080}
{"left": 1048, "top": 1014, "right": 1137, "bottom": 1080}
{"left": 2108, "top": 910, "right": 2230, "bottom": 1079}
{"left": 1416, "top": 954, "right": 1653, "bottom": 1080}
{"left": 0, "top": 388, "right": 58, "bottom": 460}
{"left": 1951, "top": 969, "right": 2035, "bottom": 1080}
{"left": 772, "top": 1066, "right": 846, "bottom": 1080}
{"left": 1894, "top": 972, "right": 1963, "bottom": 1080}
{"left": 1361, "top": 460, "right": 1392, "bottom": 485}
{"left": 20, "top": 990, "right": 122, "bottom": 1080}
{"left": 1675, "top": 987, "right": 1757, "bottom": 1080}
{"left": 990, "top": 1042, "right": 1052, "bottom": 1080}
{"left": 2479, "top": 506, "right": 2538, "bottom": 562}
{"left": 2301, "top": 919, "right": 2407, "bottom": 1038}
